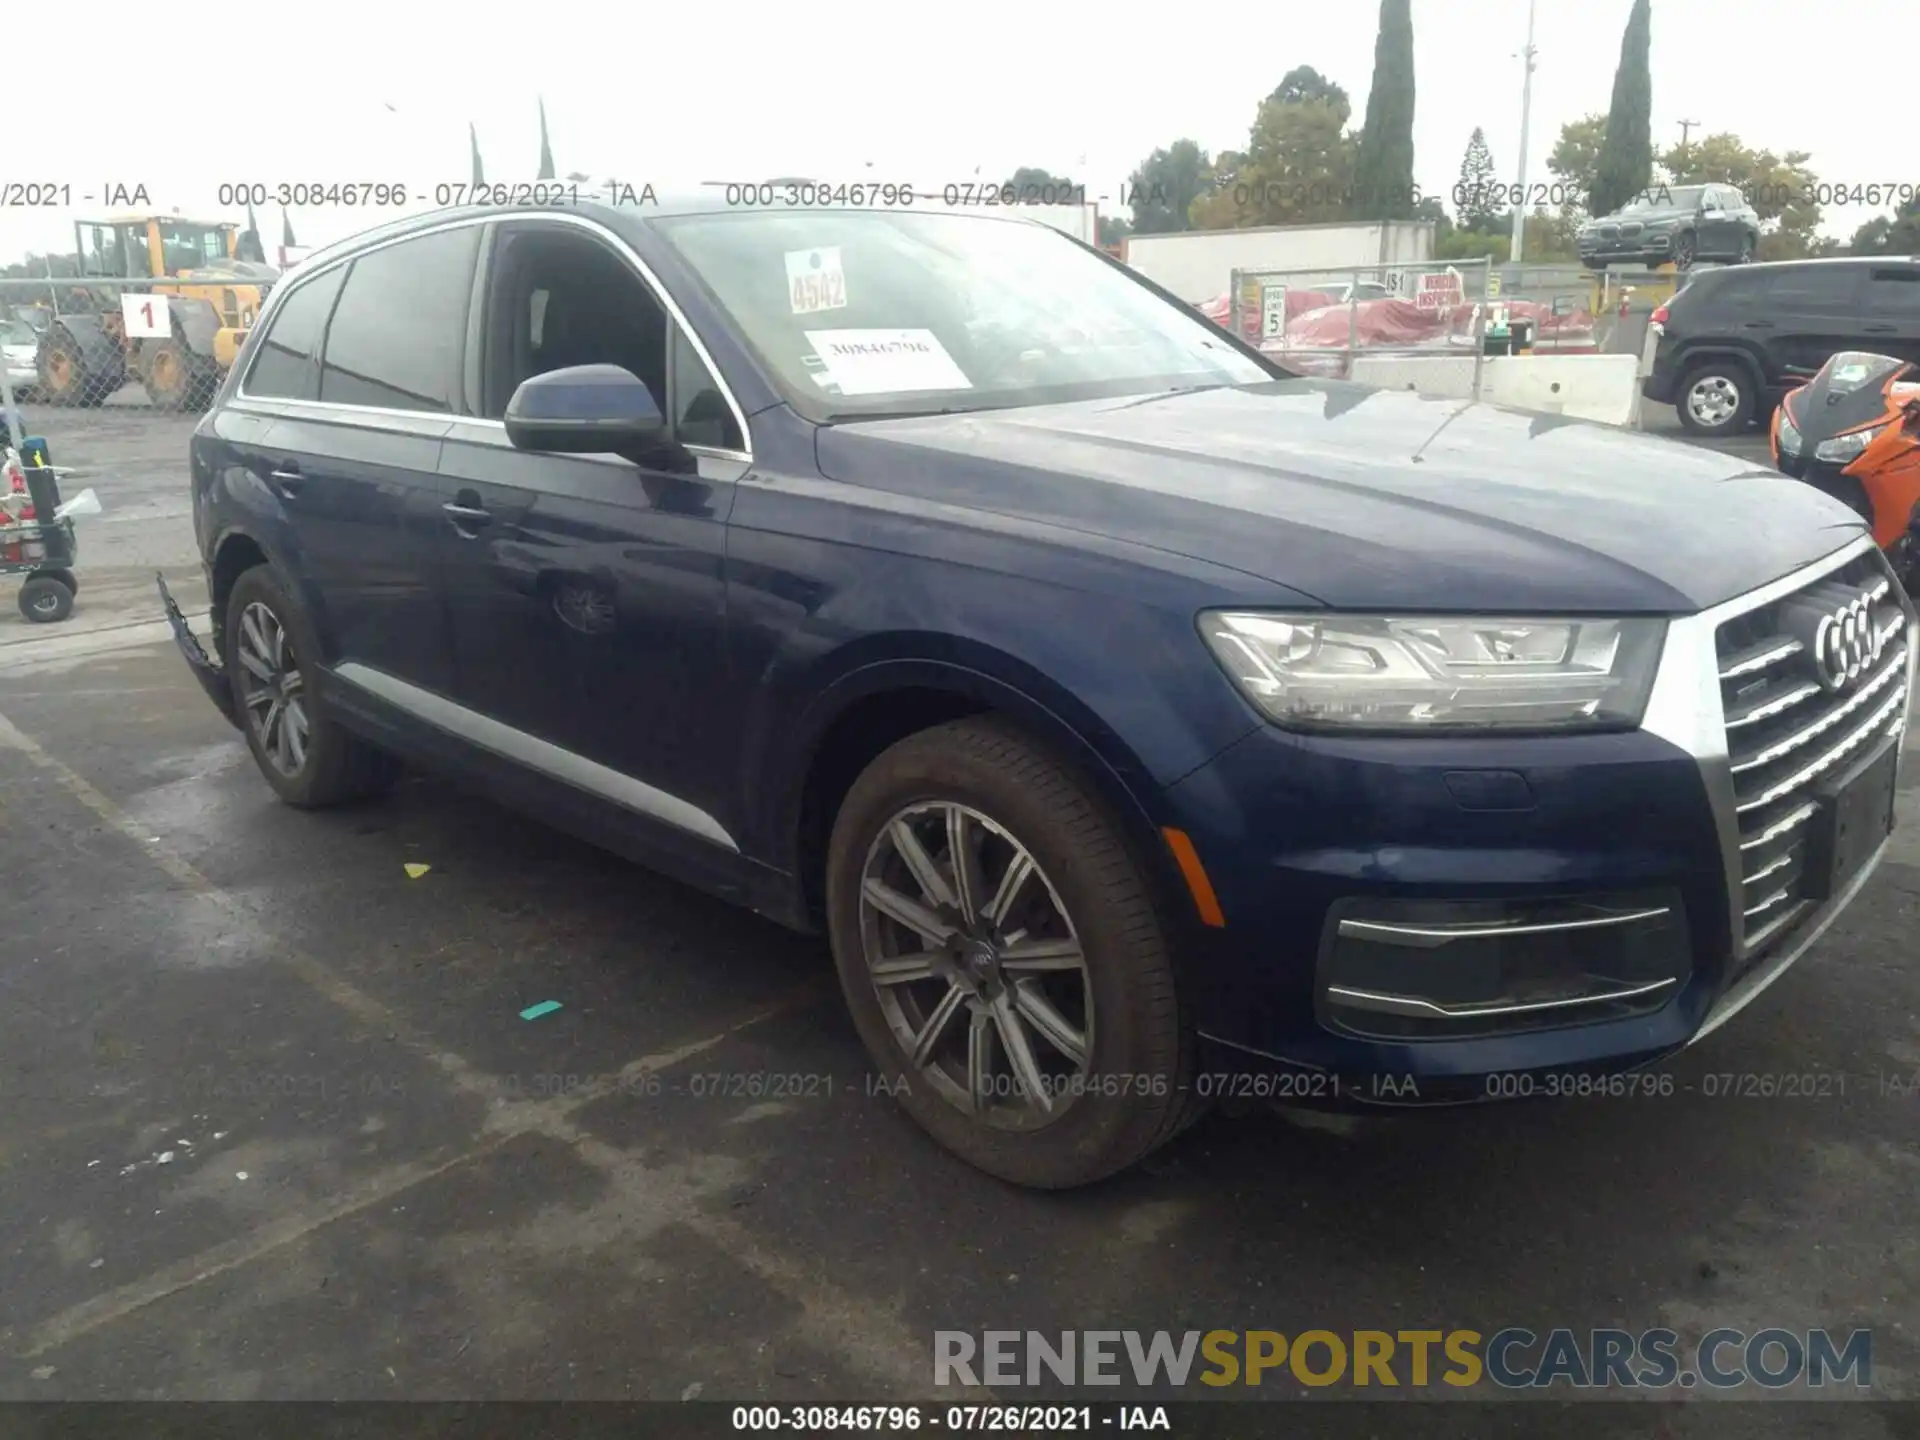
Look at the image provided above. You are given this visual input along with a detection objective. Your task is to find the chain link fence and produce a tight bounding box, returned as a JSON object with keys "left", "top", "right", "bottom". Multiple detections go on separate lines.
{"left": 1225, "top": 258, "right": 1495, "bottom": 399}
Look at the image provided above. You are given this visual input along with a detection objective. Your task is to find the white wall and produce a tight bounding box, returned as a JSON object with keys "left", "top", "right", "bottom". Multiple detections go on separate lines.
{"left": 1350, "top": 353, "right": 1643, "bottom": 427}
{"left": 1124, "top": 222, "right": 1435, "bottom": 303}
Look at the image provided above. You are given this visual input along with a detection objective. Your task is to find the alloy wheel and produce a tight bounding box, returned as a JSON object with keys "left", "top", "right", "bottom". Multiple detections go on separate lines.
{"left": 857, "top": 801, "right": 1093, "bottom": 1130}
{"left": 1686, "top": 374, "right": 1741, "bottom": 428}
{"left": 235, "top": 601, "right": 310, "bottom": 776}
{"left": 1673, "top": 233, "right": 1696, "bottom": 268}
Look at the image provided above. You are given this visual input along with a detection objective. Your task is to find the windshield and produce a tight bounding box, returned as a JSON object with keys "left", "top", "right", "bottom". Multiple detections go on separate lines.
{"left": 1619, "top": 186, "right": 1703, "bottom": 215}
{"left": 653, "top": 209, "right": 1274, "bottom": 420}
{"left": 1814, "top": 351, "right": 1908, "bottom": 392}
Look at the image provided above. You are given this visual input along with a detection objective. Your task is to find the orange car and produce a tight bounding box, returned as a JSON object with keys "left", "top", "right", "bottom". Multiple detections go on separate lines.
{"left": 1772, "top": 351, "right": 1920, "bottom": 593}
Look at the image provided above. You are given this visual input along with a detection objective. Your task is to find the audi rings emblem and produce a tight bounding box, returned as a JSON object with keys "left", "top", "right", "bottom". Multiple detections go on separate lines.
{"left": 1811, "top": 594, "right": 1883, "bottom": 691}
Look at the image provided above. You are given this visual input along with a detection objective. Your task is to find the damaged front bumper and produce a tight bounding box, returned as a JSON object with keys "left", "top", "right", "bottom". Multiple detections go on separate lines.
{"left": 156, "top": 572, "right": 239, "bottom": 728}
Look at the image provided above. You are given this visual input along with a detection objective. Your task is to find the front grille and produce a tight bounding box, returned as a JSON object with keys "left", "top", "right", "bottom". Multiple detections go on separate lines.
{"left": 1715, "top": 551, "right": 1910, "bottom": 952}
{"left": 1620, "top": 222, "right": 1643, "bottom": 239}
{"left": 1597, "top": 225, "right": 1620, "bottom": 242}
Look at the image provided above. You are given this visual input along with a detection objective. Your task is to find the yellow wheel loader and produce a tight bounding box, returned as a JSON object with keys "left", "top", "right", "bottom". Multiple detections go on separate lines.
{"left": 35, "top": 217, "right": 277, "bottom": 410}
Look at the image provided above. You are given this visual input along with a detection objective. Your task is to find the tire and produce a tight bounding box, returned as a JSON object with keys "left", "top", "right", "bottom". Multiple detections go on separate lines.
{"left": 36, "top": 331, "right": 119, "bottom": 408}
{"left": 17, "top": 575, "right": 73, "bottom": 623}
{"left": 1586, "top": 259, "right": 1607, "bottom": 272}
{"left": 1736, "top": 234, "right": 1755, "bottom": 264}
{"left": 40, "top": 568, "right": 76, "bottom": 595}
{"left": 824, "top": 717, "right": 1195, "bottom": 1189}
{"left": 142, "top": 339, "right": 217, "bottom": 412}
{"left": 1676, "top": 360, "right": 1755, "bottom": 437}
{"left": 1672, "top": 231, "right": 1698, "bottom": 270}
{"left": 224, "top": 565, "right": 399, "bottom": 808}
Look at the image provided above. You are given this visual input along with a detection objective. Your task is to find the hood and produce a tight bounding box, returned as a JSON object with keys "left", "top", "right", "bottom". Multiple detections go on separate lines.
{"left": 812, "top": 382, "right": 1866, "bottom": 613}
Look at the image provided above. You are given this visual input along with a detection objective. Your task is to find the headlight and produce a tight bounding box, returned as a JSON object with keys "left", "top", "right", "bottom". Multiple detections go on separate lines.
{"left": 1777, "top": 407, "right": 1802, "bottom": 455}
{"left": 1198, "top": 613, "right": 1668, "bottom": 732}
{"left": 1813, "top": 424, "right": 1885, "bottom": 463}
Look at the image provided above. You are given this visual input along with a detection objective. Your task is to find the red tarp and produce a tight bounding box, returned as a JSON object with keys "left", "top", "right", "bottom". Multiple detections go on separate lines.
{"left": 1196, "top": 293, "right": 1597, "bottom": 355}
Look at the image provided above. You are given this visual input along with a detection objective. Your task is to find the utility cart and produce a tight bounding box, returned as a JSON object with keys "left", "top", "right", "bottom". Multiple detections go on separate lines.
{"left": 2, "top": 441, "right": 80, "bottom": 624}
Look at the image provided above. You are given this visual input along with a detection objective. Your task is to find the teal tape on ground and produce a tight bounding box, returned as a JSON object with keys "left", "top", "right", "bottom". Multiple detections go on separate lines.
{"left": 519, "top": 1000, "right": 562, "bottom": 1021}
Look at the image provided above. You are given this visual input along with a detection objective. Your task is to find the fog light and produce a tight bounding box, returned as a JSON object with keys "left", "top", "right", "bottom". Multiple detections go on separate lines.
{"left": 1317, "top": 889, "right": 1690, "bottom": 1040}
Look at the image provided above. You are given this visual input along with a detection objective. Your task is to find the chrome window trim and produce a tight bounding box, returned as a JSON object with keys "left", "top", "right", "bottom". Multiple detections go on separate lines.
{"left": 1640, "top": 533, "right": 1918, "bottom": 985}
{"left": 332, "top": 661, "right": 739, "bottom": 853}
{"left": 235, "top": 209, "right": 754, "bottom": 462}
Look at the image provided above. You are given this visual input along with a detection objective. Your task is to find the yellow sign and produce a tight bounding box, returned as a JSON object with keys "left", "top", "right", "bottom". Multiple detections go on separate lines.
{"left": 1487, "top": 275, "right": 1503, "bottom": 298}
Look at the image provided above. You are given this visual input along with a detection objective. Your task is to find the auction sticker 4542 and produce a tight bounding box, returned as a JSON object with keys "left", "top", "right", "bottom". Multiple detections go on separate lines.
{"left": 786, "top": 247, "right": 848, "bottom": 314}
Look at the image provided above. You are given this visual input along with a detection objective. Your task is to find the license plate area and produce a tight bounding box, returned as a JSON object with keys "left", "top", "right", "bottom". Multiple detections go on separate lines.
{"left": 1802, "top": 739, "right": 1900, "bottom": 903}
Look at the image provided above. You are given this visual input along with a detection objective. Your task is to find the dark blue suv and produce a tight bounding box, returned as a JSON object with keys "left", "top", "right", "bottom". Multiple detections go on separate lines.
{"left": 159, "top": 197, "right": 1919, "bottom": 1188}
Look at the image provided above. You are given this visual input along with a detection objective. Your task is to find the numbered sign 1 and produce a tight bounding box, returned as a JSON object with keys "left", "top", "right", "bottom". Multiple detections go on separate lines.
{"left": 121, "top": 292, "right": 171, "bottom": 339}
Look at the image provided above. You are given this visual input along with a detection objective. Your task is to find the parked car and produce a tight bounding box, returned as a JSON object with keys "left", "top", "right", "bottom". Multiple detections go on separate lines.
{"left": 1578, "top": 184, "right": 1760, "bottom": 271}
{"left": 160, "top": 198, "right": 1918, "bottom": 1188}
{"left": 3, "top": 319, "right": 38, "bottom": 399}
{"left": 1641, "top": 257, "right": 1920, "bottom": 437}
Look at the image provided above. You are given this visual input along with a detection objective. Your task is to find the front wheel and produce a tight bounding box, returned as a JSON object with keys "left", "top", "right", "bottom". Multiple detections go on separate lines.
{"left": 1672, "top": 231, "right": 1697, "bottom": 269}
{"left": 1676, "top": 361, "right": 1755, "bottom": 437}
{"left": 17, "top": 575, "right": 74, "bottom": 623}
{"left": 225, "top": 566, "right": 399, "bottom": 808}
{"left": 1736, "top": 234, "right": 1756, "bottom": 264}
{"left": 825, "top": 717, "right": 1196, "bottom": 1189}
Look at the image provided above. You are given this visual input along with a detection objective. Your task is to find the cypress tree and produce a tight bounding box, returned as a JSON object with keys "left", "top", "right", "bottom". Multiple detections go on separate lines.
{"left": 470, "top": 123, "right": 486, "bottom": 186}
{"left": 1352, "top": 0, "right": 1417, "bottom": 220}
{"left": 1590, "top": 0, "right": 1653, "bottom": 216}
{"left": 537, "top": 99, "right": 556, "bottom": 181}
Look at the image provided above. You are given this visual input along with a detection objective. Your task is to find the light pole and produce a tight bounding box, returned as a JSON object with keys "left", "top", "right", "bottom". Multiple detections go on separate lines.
{"left": 1509, "top": 0, "right": 1539, "bottom": 266}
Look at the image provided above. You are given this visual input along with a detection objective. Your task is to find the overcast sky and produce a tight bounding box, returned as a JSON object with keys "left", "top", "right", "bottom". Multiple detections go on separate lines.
{"left": 2, "top": 0, "right": 1899, "bottom": 262}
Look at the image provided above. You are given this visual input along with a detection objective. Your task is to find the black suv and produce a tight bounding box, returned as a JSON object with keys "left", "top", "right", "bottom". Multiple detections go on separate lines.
{"left": 1578, "top": 184, "right": 1760, "bottom": 271}
{"left": 1642, "top": 257, "right": 1920, "bottom": 437}
{"left": 158, "top": 198, "right": 1916, "bottom": 1188}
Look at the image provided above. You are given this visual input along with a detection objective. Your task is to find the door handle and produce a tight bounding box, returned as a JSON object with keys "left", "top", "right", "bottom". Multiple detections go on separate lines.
{"left": 268, "top": 466, "right": 305, "bottom": 497}
{"left": 1864, "top": 323, "right": 1897, "bottom": 334}
{"left": 442, "top": 501, "right": 493, "bottom": 527}
{"left": 1742, "top": 320, "right": 1775, "bottom": 329}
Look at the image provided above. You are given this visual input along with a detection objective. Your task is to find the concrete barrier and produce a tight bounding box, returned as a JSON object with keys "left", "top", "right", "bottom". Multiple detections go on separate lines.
{"left": 1348, "top": 353, "right": 1643, "bottom": 427}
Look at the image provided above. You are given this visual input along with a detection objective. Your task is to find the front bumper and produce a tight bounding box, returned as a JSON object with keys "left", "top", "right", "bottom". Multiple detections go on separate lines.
{"left": 1163, "top": 536, "right": 1917, "bottom": 1106}
{"left": 1580, "top": 231, "right": 1680, "bottom": 267}
{"left": 157, "top": 572, "right": 239, "bottom": 727}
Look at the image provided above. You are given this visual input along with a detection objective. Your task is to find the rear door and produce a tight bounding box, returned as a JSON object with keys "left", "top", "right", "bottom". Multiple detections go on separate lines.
{"left": 256, "top": 223, "right": 480, "bottom": 694}
{"left": 431, "top": 217, "right": 751, "bottom": 854}
{"left": 1756, "top": 264, "right": 1869, "bottom": 383}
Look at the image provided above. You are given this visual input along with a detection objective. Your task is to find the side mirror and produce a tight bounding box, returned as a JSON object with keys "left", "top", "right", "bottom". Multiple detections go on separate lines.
{"left": 505, "top": 364, "right": 665, "bottom": 455}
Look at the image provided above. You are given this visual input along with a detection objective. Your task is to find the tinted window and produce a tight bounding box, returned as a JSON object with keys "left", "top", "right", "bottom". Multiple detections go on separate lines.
{"left": 672, "top": 331, "right": 743, "bottom": 449}
{"left": 1756, "top": 266, "right": 1861, "bottom": 309}
{"left": 319, "top": 226, "right": 478, "bottom": 413}
{"left": 244, "top": 265, "right": 346, "bottom": 400}
{"left": 1868, "top": 268, "right": 1920, "bottom": 312}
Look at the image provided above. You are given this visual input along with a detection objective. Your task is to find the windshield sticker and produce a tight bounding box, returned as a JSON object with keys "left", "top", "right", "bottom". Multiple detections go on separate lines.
{"left": 1831, "top": 363, "right": 1871, "bottom": 386}
{"left": 805, "top": 329, "right": 974, "bottom": 395}
{"left": 786, "top": 247, "right": 848, "bottom": 315}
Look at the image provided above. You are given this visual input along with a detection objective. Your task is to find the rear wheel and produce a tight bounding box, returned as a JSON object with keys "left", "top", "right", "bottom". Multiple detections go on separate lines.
{"left": 17, "top": 574, "right": 73, "bottom": 623}
{"left": 1736, "top": 234, "right": 1756, "bottom": 264}
{"left": 825, "top": 717, "right": 1195, "bottom": 1189}
{"left": 142, "top": 339, "right": 218, "bottom": 412}
{"left": 1677, "top": 360, "right": 1754, "bottom": 437}
{"left": 225, "top": 566, "right": 399, "bottom": 808}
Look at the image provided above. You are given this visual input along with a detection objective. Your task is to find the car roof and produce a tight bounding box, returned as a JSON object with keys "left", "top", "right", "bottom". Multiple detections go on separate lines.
{"left": 284, "top": 191, "right": 1053, "bottom": 276}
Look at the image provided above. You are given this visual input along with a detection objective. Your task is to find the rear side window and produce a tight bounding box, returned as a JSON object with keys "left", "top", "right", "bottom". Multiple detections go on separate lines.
{"left": 319, "top": 226, "right": 479, "bottom": 413}
{"left": 245, "top": 266, "right": 345, "bottom": 401}
{"left": 1755, "top": 266, "right": 1862, "bottom": 310}
{"left": 1867, "top": 268, "right": 1920, "bottom": 312}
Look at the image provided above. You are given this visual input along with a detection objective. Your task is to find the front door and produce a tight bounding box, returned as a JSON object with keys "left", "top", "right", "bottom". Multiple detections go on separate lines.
{"left": 431, "top": 219, "right": 751, "bottom": 854}
{"left": 1763, "top": 265, "right": 1869, "bottom": 383}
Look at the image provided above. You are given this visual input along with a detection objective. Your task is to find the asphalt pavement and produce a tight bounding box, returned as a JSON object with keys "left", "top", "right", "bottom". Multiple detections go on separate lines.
{"left": 0, "top": 400, "right": 1915, "bottom": 1429}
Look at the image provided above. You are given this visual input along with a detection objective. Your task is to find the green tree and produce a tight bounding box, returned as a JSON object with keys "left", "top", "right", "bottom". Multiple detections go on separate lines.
{"left": 1125, "top": 139, "right": 1212, "bottom": 234}
{"left": 469, "top": 122, "right": 486, "bottom": 186}
{"left": 1003, "top": 166, "right": 1083, "bottom": 200}
{"left": 1660, "top": 132, "right": 1822, "bottom": 258}
{"left": 537, "top": 98, "right": 556, "bottom": 181}
{"left": 1096, "top": 214, "right": 1133, "bottom": 247}
{"left": 1351, "top": 0, "right": 1417, "bottom": 220}
{"left": 1547, "top": 114, "right": 1608, "bottom": 215}
{"left": 1590, "top": 0, "right": 1653, "bottom": 217}
{"left": 1190, "top": 95, "right": 1357, "bottom": 229}
{"left": 1456, "top": 126, "right": 1501, "bottom": 231}
{"left": 1847, "top": 194, "right": 1920, "bottom": 254}
{"left": 1268, "top": 64, "right": 1350, "bottom": 112}
{"left": 281, "top": 210, "right": 298, "bottom": 248}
